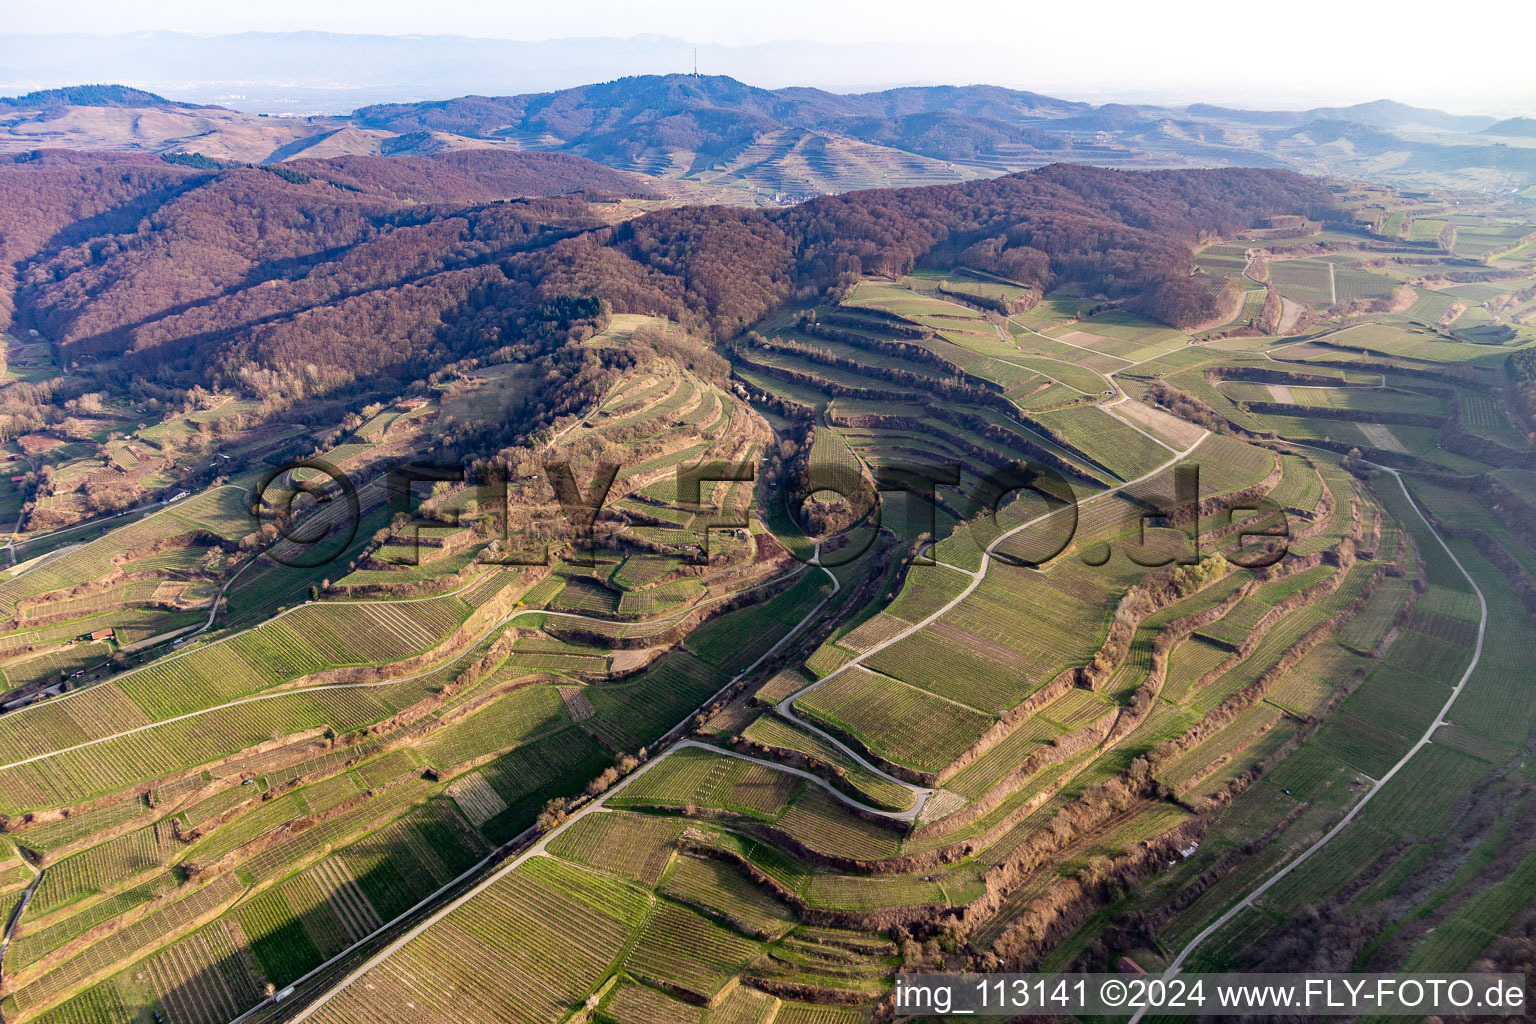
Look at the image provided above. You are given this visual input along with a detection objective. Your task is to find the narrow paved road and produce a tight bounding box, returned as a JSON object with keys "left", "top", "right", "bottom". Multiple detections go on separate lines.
{"left": 275, "top": 430, "right": 1212, "bottom": 1024}
{"left": 1000, "top": 305, "right": 1198, "bottom": 457}
{"left": 667, "top": 741, "right": 920, "bottom": 821}
{"left": 1242, "top": 246, "right": 1305, "bottom": 335}
{"left": 3, "top": 486, "right": 234, "bottom": 572}
{"left": 0, "top": 550, "right": 505, "bottom": 717}
{"left": 778, "top": 431, "right": 1209, "bottom": 813}
{"left": 281, "top": 554, "right": 842, "bottom": 1024}
{"left": 1126, "top": 463, "right": 1488, "bottom": 1021}
{"left": 0, "top": 562, "right": 813, "bottom": 771}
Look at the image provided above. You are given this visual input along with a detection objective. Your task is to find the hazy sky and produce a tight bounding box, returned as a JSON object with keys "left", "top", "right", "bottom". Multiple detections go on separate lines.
{"left": 7, "top": 0, "right": 1534, "bottom": 112}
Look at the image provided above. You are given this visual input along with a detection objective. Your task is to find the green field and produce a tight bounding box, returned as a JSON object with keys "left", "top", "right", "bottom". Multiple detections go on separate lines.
{"left": 1268, "top": 259, "right": 1334, "bottom": 305}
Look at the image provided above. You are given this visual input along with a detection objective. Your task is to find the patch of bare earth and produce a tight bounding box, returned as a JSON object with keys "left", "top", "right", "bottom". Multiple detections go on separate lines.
{"left": 558, "top": 685, "right": 595, "bottom": 721}
{"left": 1109, "top": 399, "right": 1207, "bottom": 449}
{"left": 609, "top": 647, "right": 662, "bottom": 675}
{"left": 1357, "top": 423, "right": 1407, "bottom": 453}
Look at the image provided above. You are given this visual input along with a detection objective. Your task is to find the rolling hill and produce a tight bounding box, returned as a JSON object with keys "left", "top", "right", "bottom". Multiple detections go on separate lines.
{"left": 0, "top": 124, "right": 1534, "bottom": 1024}
{"left": 4, "top": 76, "right": 1532, "bottom": 196}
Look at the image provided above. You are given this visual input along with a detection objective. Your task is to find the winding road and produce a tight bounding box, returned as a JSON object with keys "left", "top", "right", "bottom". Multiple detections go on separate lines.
{"left": 256, "top": 381, "right": 1214, "bottom": 1021}
{"left": 269, "top": 416, "right": 1212, "bottom": 1024}
{"left": 13, "top": 294, "right": 1456, "bottom": 1021}
{"left": 0, "top": 559, "right": 822, "bottom": 773}
{"left": 777, "top": 429, "right": 1210, "bottom": 818}
{"left": 280, "top": 543, "right": 844, "bottom": 1024}
{"left": 1126, "top": 461, "right": 1489, "bottom": 1021}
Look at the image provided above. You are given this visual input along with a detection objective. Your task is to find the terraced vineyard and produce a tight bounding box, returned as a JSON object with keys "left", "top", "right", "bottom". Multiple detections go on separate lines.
{"left": 0, "top": 163, "right": 1532, "bottom": 1024}
{"left": 0, "top": 339, "right": 847, "bottom": 1024}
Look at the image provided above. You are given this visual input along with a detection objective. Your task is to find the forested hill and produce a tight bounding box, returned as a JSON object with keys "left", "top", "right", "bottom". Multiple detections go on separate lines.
{"left": 278, "top": 150, "right": 649, "bottom": 202}
{"left": 0, "top": 152, "right": 1336, "bottom": 425}
{"left": 560, "top": 164, "right": 1340, "bottom": 336}
{"left": 351, "top": 75, "right": 1090, "bottom": 165}
{"left": 0, "top": 84, "right": 205, "bottom": 109}
{"left": 1485, "top": 117, "right": 1536, "bottom": 138}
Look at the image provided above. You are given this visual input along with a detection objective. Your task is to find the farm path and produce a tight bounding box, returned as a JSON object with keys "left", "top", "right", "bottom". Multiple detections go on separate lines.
{"left": 3, "top": 483, "right": 237, "bottom": 570}
{"left": 911, "top": 284, "right": 1116, "bottom": 403}
{"left": 1261, "top": 330, "right": 1387, "bottom": 385}
{"left": 883, "top": 288, "right": 1164, "bottom": 486}
{"left": 0, "top": 864, "right": 44, "bottom": 973}
{"left": 1004, "top": 315, "right": 1119, "bottom": 390}
{"left": 1241, "top": 245, "right": 1306, "bottom": 335}
{"left": 0, "top": 562, "right": 813, "bottom": 773}
{"left": 913, "top": 543, "right": 970, "bottom": 575}
{"left": 1098, "top": 393, "right": 1180, "bottom": 454}
{"left": 2, "top": 506, "right": 23, "bottom": 568}
{"left": 544, "top": 377, "right": 631, "bottom": 450}
{"left": 1001, "top": 307, "right": 1196, "bottom": 457}
{"left": 1241, "top": 248, "right": 1263, "bottom": 289}
{"left": 579, "top": 737, "right": 922, "bottom": 822}
{"left": 777, "top": 431, "right": 1208, "bottom": 807}
{"left": 282, "top": 547, "right": 843, "bottom": 1024}
{"left": 1127, "top": 462, "right": 1489, "bottom": 1018}
{"left": 1016, "top": 312, "right": 1213, "bottom": 472}
{"left": 0, "top": 543, "right": 502, "bottom": 724}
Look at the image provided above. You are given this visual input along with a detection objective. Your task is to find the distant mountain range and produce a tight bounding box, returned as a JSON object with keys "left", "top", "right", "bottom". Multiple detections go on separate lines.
{"left": 2, "top": 73, "right": 1534, "bottom": 197}
{"left": 349, "top": 76, "right": 1091, "bottom": 170}
{"left": 1186, "top": 99, "right": 1497, "bottom": 133}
